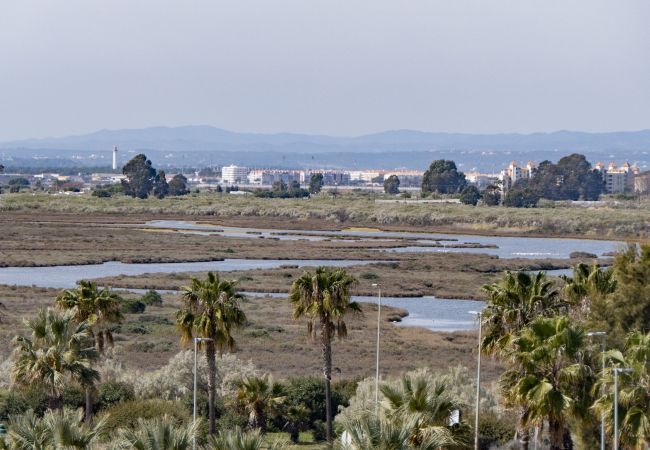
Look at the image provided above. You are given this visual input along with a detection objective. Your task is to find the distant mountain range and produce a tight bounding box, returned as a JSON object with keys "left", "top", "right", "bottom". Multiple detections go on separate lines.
{"left": 2, "top": 126, "right": 649, "bottom": 171}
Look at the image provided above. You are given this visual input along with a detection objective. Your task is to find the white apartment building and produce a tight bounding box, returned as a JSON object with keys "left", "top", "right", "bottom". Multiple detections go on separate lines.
{"left": 500, "top": 161, "right": 535, "bottom": 190}
{"left": 221, "top": 165, "right": 249, "bottom": 184}
{"left": 247, "top": 169, "right": 300, "bottom": 185}
{"left": 594, "top": 162, "right": 639, "bottom": 194}
{"left": 466, "top": 172, "right": 500, "bottom": 189}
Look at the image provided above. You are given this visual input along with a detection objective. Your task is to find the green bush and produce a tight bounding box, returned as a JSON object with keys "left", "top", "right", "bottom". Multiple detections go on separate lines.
{"left": 139, "top": 290, "right": 163, "bottom": 306}
{"left": 62, "top": 385, "right": 85, "bottom": 410}
{"left": 279, "top": 377, "right": 345, "bottom": 428}
{"left": 460, "top": 185, "right": 481, "bottom": 206}
{"left": 99, "top": 398, "right": 190, "bottom": 432}
{"left": 98, "top": 381, "right": 135, "bottom": 410}
{"left": 121, "top": 299, "right": 146, "bottom": 314}
{"left": 0, "top": 386, "right": 48, "bottom": 418}
{"left": 311, "top": 419, "right": 327, "bottom": 442}
{"left": 478, "top": 410, "right": 516, "bottom": 449}
{"left": 359, "top": 272, "right": 379, "bottom": 280}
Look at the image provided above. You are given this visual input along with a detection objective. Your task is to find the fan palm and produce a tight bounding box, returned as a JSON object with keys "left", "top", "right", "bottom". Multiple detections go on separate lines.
{"left": 593, "top": 330, "right": 650, "bottom": 450}
{"left": 481, "top": 271, "right": 565, "bottom": 449}
{"left": 481, "top": 271, "right": 565, "bottom": 355}
{"left": 236, "top": 375, "right": 285, "bottom": 432}
{"left": 503, "top": 316, "right": 590, "bottom": 450}
{"left": 114, "top": 415, "right": 198, "bottom": 450}
{"left": 282, "top": 404, "right": 310, "bottom": 444}
{"left": 55, "top": 280, "right": 123, "bottom": 353}
{"left": 56, "top": 280, "right": 123, "bottom": 421}
{"left": 5, "top": 408, "right": 107, "bottom": 450}
{"left": 336, "top": 410, "right": 458, "bottom": 450}
{"left": 380, "top": 374, "right": 468, "bottom": 448}
{"left": 176, "top": 271, "right": 246, "bottom": 435}
{"left": 208, "top": 427, "right": 289, "bottom": 450}
{"left": 11, "top": 308, "right": 99, "bottom": 410}
{"left": 561, "top": 263, "right": 616, "bottom": 321}
{"left": 289, "top": 267, "right": 360, "bottom": 446}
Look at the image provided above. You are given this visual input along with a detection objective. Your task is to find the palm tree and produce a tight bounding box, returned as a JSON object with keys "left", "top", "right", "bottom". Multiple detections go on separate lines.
{"left": 289, "top": 267, "right": 360, "bottom": 446}
{"left": 380, "top": 374, "right": 468, "bottom": 449}
{"left": 115, "top": 415, "right": 198, "bottom": 450}
{"left": 594, "top": 330, "right": 650, "bottom": 450}
{"left": 208, "top": 427, "right": 289, "bottom": 450}
{"left": 236, "top": 375, "right": 285, "bottom": 432}
{"left": 561, "top": 263, "right": 616, "bottom": 321}
{"left": 481, "top": 271, "right": 565, "bottom": 355}
{"left": 11, "top": 308, "right": 99, "bottom": 410}
{"left": 55, "top": 280, "right": 123, "bottom": 353}
{"left": 5, "top": 408, "right": 107, "bottom": 450}
{"left": 282, "top": 404, "right": 310, "bottom": 444}
{"left": 176, "top": 271, "right": 247, "bottom": 435}
{"left": 503, "top": 316, "right": 590, "bottom": 450}
{"left": 336, "top": 410, "right": 458, "bottom": 450}
{"left": 481, "top": 271, "right": 566, "bottom": 449}
{"left": 56, "top": 280, "right": 123, "bottom": 422}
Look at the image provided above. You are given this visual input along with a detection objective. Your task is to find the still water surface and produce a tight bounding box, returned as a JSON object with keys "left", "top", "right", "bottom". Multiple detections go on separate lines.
{"left": 145, "top": 220, "right": 622, "bottom": 259}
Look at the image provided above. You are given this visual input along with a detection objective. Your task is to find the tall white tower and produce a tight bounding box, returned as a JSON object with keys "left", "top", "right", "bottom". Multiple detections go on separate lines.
{"left": 112, "top": 146, "right": 118, "bottom": 171}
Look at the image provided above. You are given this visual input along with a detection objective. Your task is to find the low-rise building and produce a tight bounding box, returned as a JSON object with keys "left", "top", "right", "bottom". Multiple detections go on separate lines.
{"left": 594, "top": 162, "right": 639, "bottom": 194}
{"left": 221, "top": 165, "right": 249, "bottom": 184}
{"left": 499, "top": 161, "right": 535, "bottom": 190}
{"left": 247, "top": 169, "right": 300, "bottom": 185}
{"left": 465, "top": 172, "right": 500, "bottom": 189}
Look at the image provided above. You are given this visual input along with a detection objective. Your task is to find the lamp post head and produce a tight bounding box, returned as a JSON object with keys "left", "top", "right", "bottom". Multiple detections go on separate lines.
{"left": 194, "top": 337, "right": 213, "bottom": 343}
{"left": 587, "top": 331, "right": 607, "bottom": 337}
{"left": 614, "top": 368, "right": 634, "bottom": 374}
{"left": 372, "top": 283, "right": 379, "bottom": 287}
{"left": 468, "top": 310, "right": 481, "bottom": 316}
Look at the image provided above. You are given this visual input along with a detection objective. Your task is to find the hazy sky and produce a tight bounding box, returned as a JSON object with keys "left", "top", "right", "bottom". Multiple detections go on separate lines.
{"left": 1, "top": 0, "right": 649, "bottom": 140}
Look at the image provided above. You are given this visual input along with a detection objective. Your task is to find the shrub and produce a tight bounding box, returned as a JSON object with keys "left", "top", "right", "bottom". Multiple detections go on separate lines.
{"left": 460, "top": 185, "right": 481, "bottom": 206}
{"left": 100, "top": 398, "right": 190, "bottom": 432}
{"left": 139, "top": 290, "right": 163, "bottom": 306}
{"left": 311, "top": 419, "right": 327, "bottom": 442}
{"left": 62, "top": 384, "right": 85, "bottom": 410}
{"left": 119, "top": 350, "right": 259, "bottom": 400}
{"left": 98, "top": 381, "right": 135, "bottom": 409}
{"left": 359, "top": 272, "right": 379, "bottom": 280}
{"left": 121, "top": 299, "right": 146, "bottom": 314}
{"left": 0, "top": 386, "right": 48, "bottom": 418}
{"left": 503, "top": 185, "right": 539, "bottom": 208}
{"left": 478, "top": 410, "right": 516, "bottom": 448}
{"left": 280, "top": 377, "right": 344, "bottom": 427}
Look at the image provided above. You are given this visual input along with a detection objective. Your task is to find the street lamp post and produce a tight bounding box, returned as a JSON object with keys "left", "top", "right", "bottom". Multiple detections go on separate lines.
{"left": 193, "top": 337, "right": 213, "bottom": 450}
{"left": 613, "top": 367, "right": 633, "bottom": 450}
{"left": 372, "top": 283, "right": 381, "bottom": 412}
{"left": 588, "top": 331, "right": 607, "bottom": 450}
{"left": 469, "top": 310, "right": 482, "bottom": 450}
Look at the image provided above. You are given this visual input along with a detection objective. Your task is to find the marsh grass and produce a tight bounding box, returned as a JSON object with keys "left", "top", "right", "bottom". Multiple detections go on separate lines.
{"left": 2, "top": 192, "right": 649, "bottom": 238}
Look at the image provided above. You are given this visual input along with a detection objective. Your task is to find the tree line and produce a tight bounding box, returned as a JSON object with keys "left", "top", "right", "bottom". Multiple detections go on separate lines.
{"left": 118, "top": 154, "right": 189, "bottom": 199}
{"left": 412, "top": 154, "right": 606, "bottom": 207}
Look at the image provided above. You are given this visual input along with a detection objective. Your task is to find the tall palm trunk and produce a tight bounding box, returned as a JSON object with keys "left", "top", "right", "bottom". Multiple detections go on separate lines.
{"left": 85, "top": 386, "right": 93, "bottom": 423}
{"left": 548, "top": 419, "right": 565, "bottom": 450}
{"left": 321, "top": 318, "right": 333, "bottom": 447}
{"left": 49, "top": 389, "right": 62, "bottom": 411}
{"left": 206, "top": 340, "right": 218, "bottom": 435}
{"left": 517, "top": 407, "right": 530, "bottom": 450}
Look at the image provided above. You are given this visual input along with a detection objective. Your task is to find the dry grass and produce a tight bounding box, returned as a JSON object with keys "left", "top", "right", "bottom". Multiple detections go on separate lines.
{"left": 1, "top": 192, "right": 649, "bottom": 239}
{"left": 0, "top": 285, "right": 502, "bottom": 383}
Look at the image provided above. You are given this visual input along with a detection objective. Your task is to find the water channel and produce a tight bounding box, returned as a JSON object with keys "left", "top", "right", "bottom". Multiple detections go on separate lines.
{"left": 145, "top": 220, "right": 623, "bottom": 259}
{"left": 0, "top": 221, "right": 621, "bottom": 332}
